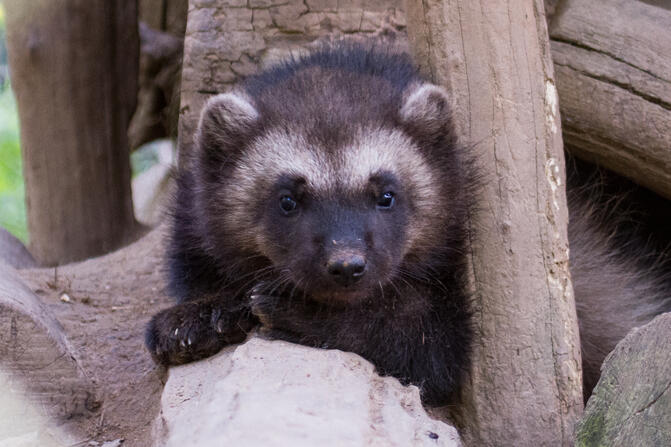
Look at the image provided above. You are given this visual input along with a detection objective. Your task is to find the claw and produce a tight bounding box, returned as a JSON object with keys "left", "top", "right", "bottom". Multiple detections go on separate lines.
{"left": 210, "top": 307, "right": 222, "bottom": 326}
{"left": 180, "top": 338, "right": 186, "bottom": 348}
{"left": 249, "top": 282, "right": 269, "bottom": 297}
{"left": 215, "top": 318, "right": 226, "bottom": 334}
{"left": 174, "top": 328, "right": 179, "bottom": 336}
{"left": 187, "top": 336, "right": 192, "bottom": 346}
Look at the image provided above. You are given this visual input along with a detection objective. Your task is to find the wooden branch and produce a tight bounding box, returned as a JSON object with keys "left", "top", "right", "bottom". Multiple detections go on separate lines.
{"left": 405, "top": 0, "right": 583, "bottom": 445}
{"left": 549, "top": 0, "right": 671, "bottom": 200}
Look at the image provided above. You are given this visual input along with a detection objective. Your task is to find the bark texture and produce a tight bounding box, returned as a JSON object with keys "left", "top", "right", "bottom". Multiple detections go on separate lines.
{"left": 178, "top": 0, "right": 406, "bottom": 156}
{"left": 4, "top": 1, "right": 138, "bottom": 266}
{"left": 549, "top": 0, "right": 671, "bottom": 200}
{"left": 405, "top": 1, "right": 583, "bottom": 445}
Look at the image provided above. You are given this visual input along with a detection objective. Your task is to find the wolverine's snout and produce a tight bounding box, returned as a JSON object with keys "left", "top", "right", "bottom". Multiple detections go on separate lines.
{"left": 326, "top": 249, "right": 367, "bottom": 286}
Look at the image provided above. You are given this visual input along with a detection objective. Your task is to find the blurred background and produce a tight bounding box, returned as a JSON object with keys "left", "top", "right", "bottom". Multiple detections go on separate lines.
{"left": 0, "top": 5, "right": 26, "bottom": 243}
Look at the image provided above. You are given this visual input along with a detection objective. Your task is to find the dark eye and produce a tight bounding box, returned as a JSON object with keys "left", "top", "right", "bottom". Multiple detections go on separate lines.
{"left": 376, "top": 191, "right": 395, "bottom": 209}
{"left": 279, "top": 195, "right": 298, "bottom": 214}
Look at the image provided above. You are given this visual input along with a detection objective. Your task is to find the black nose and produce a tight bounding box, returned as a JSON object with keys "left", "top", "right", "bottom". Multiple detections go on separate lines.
{"left": 327, "top": 255, "right": 367, "bottom": 286}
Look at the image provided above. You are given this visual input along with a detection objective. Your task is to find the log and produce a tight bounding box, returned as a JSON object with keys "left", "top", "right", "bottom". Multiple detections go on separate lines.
{"left": 4, "top": 1, "right": 138, "bottom": 266}
{"left": 405, "top": 0, "right": 583, "bottom": 445}
{"left": 0, "top": 262, "right": 100, "bottom": 423}
{"left": 549, "top": 0, "right": 671, "bottom": 200}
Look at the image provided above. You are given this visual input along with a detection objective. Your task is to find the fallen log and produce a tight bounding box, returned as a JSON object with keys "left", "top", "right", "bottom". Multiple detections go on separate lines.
{"left": 0, "top": 262, "right": 100, "bottom": 423}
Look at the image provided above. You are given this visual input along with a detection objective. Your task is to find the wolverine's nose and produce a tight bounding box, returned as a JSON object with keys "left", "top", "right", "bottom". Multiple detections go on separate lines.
{"left": 327, "top": 255, "right": 367, "bottom": 286}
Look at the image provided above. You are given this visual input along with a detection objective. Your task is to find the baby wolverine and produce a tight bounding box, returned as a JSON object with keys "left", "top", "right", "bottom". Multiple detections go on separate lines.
{"left": 146, "top": 41, "right": 670, "bottom": 404}
{"left": 147, "top": 42, "right": 473, "bottom": 404}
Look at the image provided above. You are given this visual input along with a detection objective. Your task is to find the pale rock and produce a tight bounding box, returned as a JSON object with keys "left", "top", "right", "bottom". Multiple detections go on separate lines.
{"left": 155, "top": 337, "right": 461, "bottom": 447}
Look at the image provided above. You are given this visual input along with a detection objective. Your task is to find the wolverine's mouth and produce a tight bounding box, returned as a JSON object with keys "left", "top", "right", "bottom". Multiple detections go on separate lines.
{"left": 309, "top": 287, "right": 371, "bottom": 306}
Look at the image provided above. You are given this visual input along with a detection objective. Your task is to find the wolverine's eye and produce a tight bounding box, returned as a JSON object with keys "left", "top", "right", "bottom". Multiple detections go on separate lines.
{"left": 376, "top": 191, "right": 395, "bottom": 209}
{"left": 279, "top": 195, "right": 298, "bottom": 214}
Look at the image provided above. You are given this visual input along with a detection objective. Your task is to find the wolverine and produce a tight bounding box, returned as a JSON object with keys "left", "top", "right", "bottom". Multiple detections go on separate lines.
{"left": 146, "top": 41, "right": 670, "bottom": 404}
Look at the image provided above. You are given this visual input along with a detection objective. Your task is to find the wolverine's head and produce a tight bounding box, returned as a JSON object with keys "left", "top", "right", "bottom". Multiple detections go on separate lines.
{"left": 192, "top": 59, "right": 462, "bottom": 304}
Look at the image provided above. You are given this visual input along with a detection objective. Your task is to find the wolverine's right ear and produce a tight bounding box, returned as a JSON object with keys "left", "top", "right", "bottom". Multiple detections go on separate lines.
{"left": 399, "top": 83, "right": 451, "bottom": 135}
{"left": 196, "top": 92, "right": 259, "bottom": 152}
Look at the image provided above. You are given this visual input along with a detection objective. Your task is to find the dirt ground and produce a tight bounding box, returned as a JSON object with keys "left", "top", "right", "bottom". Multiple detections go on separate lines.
{"left": 17, "top": 227, "right": 174, "bottom": 446}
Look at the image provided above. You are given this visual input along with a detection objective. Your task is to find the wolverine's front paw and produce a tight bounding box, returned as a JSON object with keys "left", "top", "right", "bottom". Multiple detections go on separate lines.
{"left": 145, "top": 301, "right": 254, "bottom": 365}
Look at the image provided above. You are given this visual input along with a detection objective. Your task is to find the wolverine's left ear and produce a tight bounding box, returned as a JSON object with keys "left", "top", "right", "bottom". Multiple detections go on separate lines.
{"left": 399, "top": 83, "right": 451, "bottom": 134}
{"left": 196, "top": 91, "right": 260, "bottom": 155}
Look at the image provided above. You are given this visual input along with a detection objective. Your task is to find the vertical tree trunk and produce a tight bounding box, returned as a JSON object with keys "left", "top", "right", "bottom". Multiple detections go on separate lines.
{"left": 5, "top": 0, "right": 138, "bottom": 266}
{"left": 405, "top": 1, "right": 583, "bottom": 445}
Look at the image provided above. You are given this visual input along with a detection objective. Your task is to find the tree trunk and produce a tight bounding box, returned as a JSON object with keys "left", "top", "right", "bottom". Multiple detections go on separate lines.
{"left": 549, "top": 0, "right": 671, "bottom": 200}
{"left": 405, "top": 0, "right": 583, "bottom": 445}
{"left": 5, "top": 0, "right": 139, "bottom": 266}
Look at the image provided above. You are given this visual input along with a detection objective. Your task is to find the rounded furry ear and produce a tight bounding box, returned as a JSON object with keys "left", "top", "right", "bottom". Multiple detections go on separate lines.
{"left": 196, "top": 92, "right": 259, "bottom": 153}
{"left": 399, "top": 83, "right": 451, "bottom": 133}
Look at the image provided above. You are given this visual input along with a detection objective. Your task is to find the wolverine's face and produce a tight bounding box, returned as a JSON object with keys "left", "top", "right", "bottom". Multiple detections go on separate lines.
{"left": 220, "top": 126, "right": 444, "bottom": 304}
{"left": 195, "top": 81, "right": 453, "bottom": 304}
{"left": 257, "top": 166, "right": 408, "bottom": 303}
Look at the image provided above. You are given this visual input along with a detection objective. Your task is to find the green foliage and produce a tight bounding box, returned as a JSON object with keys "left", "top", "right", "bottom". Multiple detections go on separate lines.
{"left": 0, "top": 5, "right": 27, "bottom": 243}
{"left": 0, "top": 84, "right": 27, "bottom": 243}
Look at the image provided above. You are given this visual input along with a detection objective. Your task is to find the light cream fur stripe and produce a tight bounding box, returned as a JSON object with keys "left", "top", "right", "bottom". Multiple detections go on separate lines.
{"left": 222, "top": 126, "right": 443, "bottom": 256}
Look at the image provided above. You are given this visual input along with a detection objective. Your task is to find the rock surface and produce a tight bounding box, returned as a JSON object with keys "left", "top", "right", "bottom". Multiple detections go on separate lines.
{"left": 576, "top": 313, "right": 671, "bottom": 446}
{"left": 155, "top": 337, "right": 461, "bottom": 447}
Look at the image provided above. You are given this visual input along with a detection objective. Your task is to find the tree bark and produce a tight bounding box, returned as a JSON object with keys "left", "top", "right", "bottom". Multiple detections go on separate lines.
{"left": 549, "top": 0, "right": 671, "bottom": 200}
{"left": 5, "top": 0, "right": 139, "bottom": 266}
{"left": 406, "top": 1, "right": 583, "bottom": 445}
